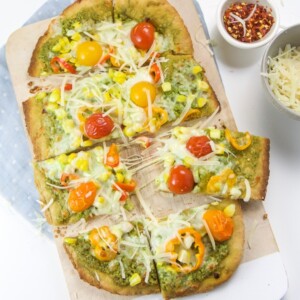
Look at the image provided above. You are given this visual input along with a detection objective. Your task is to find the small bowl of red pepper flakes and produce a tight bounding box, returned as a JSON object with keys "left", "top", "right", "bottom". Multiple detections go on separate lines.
{"left": 217, "top": 0, "right": 279, "bottom": 49}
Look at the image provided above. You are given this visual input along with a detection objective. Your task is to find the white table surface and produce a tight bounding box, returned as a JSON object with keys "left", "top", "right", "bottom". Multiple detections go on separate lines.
{"left": 0, "top": 0, "right": 299, "bottom": 299}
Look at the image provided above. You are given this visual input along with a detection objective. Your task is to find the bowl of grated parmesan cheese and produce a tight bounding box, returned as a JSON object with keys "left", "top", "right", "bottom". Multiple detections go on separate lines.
{"left": 261, "top": 23, "right": 300, "bottom": 120}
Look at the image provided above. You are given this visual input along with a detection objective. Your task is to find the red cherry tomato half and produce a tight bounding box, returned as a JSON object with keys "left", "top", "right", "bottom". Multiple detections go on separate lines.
{"left": 167, "top": 165, "right": 195, "bottom": 194}
{"left": 186, "top": 136, "right": 212, "bottom": 158}
{"left": 84, "top": 113, "right": 114, "bottom": 140}
{"left": 130, "top": 22, "right": 155, "bottom": 51}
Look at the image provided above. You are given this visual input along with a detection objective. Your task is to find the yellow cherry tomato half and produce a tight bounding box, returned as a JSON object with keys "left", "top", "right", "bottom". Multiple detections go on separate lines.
{"left": 76, "top": 41, "right": 103, "bottom": 66}
{"left": 130, "top": 81, "right": 156, "bottom": 108}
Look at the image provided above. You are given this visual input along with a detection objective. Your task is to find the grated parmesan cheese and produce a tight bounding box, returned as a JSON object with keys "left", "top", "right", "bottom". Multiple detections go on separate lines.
{"left": 263, "top": 44, "right": 300, "bottom": 112}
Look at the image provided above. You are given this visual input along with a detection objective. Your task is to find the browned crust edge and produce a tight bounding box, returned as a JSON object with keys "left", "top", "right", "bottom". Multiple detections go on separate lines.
{"left": 64, "top": 243, "right": 160, "bottom": 296}
{"left": 161, "top": 200, "right": 244, "bottom": 299}
{"left": 28, "top": 0, "right": 113, "bottom": 76}
{"left": 250, "top": 137, "right": 270, "bottom": 201}
{"left": 114, "top": 0, "right": 193, "bottom": 55}
{"left": 22, "top": 98, "right": 50, "bottom": 161}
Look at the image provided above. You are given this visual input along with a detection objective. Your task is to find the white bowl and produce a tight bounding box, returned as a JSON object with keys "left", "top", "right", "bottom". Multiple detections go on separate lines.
{"left": 261, "top": 23, "right": 300, "bottom": 120}
{"left": 217, "top": 0, "right": 280, "bottom": 49}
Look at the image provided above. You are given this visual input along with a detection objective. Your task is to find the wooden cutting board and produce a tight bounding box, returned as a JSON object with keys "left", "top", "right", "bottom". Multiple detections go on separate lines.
{"left": 6, "top": 0, "right": 279, "bottom": 299}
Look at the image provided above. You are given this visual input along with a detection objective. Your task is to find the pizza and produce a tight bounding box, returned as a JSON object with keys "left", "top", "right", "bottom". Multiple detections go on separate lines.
{"left": 28, "top": 0, "right": 193, "bottom": 77}
{"left": 24, "top": 54, "right": 219, "bottom": 161}
{"left": 18, "top": 0, "right": 270, "bottom": 297}
{"left": 152, "top": 126, "right": 270, "bottom": 201}
{"left": 64, "top": 199, "right": 244, "bottom": 297}
{"left": 64, "top": 220, "right": 160, "bottom": 295}
{"left": 34, "top": 145, "right": 136, "bottom": 225}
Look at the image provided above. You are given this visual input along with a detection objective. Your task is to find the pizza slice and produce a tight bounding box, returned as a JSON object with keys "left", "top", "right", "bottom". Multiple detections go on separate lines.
{"left": 34, "top": 145, "right": 136, "bottom": 225}
{"left": 154, "top": 126, "right": 270, "bottom": 201}
{"left": 64, "top": 220, "right": 160, "bottom": 295}
{"left": 147, "top": 199, "right": 244, "bottom": 299}
{"left": 28, "top": 0, "right": 193, "bottom": 77}
{"left": 23, "top": 55, "right": 219, "bottom": 160}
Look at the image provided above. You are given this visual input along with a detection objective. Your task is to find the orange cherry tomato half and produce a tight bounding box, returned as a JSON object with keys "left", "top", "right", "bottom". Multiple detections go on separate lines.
{"left": 106, "top": 143, "right": 120, "bottom": 168}
{"left": 68, "top": 182, "right": 98, "bottom": 212}
{"left": 167, "top": 165, "right": 195, "bottom": 194}
{"left": 130, "top": 81, "right": 156, "bottom": 108}
{"left": 84, "top": 113, "right": 114, "bottom": 140}
{"left": 130, "top": 22, "right": 155, "bottom": 50}
{"left": 76, "top": 41, "right": 103, "bottom": 66}
{"left": 186, "top": 136, "right": 212, "bottom": 158}
{"left": 203, "top": 209, "right": 234, "bottom": 242}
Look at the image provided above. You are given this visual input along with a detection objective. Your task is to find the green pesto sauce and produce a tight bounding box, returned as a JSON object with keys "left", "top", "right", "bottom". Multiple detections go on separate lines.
{"left": 159, "top": 237, "right": 229, "bottom": 293}
{"left": 43, "top": 111, "right": 64, "bottom": 147}
{"left": 39, "top": 36, "right": 61, "bottom": 73}
{"left": 70, "top": 237, "right": 158, "bottom": 287}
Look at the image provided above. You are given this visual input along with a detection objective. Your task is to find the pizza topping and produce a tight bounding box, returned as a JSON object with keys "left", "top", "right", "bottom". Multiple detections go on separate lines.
{"left": 114, "top": 180, "right": 137, "bottom": 193}
{"left": 130, "top": 21, "right": 155, "bottom": 51}
{"left": 64, "top": 83, "right": 73, "bottom": 91}
{"left": 130, "top": 81, "right": 156, "bottom": 108}
{"left": 167, "top": 165, "right": 195, "bottom": 194}
{"left": 84, "top": 113, "right": 114, "bottom": 139}
{"left": 105, "top": 143, "right": 120, "bottom": 167}
{"left": 68, "top": 181, "right": 98, "bottom": 212}
{"left": 165, "top": 227, "right": 205, "bottom": 273}
{"left": 149, "top": 63, "right": 161, "bottom": 83}
{"left": 144, "top": 107, "right": 168, "bottom": 132}
{"left": 225, "top": 128, "right": 252, "bottom": 150}
{"left": 60, "top": 173, "right": 79, "bottom": 188}
{"left": 76, "top": 41, "right": 103, "bottom": 66}
{"left": 50, "top": 57, "right": 76, "bottom": 74}
{"left": 206, "top": 169, "right": 237, "bottom": 195}
{"left": 202, "top": 210, "right": 234, "bottom": 242}
{"left": 89, "top": 226, "right": 118, "bottom": 261}
{"left": 129, "top": 273, "right": 142, "bottom": 286}
{"left": 186, "top": 135, "right": 213, "bottom": 158}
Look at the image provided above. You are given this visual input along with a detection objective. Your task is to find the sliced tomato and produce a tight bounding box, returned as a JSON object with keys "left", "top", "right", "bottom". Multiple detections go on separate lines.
{"left": 114, "top": 180, "right": 137, "bottom": 192}
{"left": 167, "top": 165, "right": 195, "bottom": 194}
{"left": 203, "top": 209, "right": 234, "bottom": 242}
{"left": 68, "top": 182, "right": 97, "bottom": 212}
{"left": 130, "top": 22, "right": 155, "bottom": 50}
{"left": 186, "top": 135, "right": 212, "bottom": 158}
{"left": 106, "top": 143, "right": 119, "bottom": 168}
{"left": 84, "top": 113, "right": 114, "bottom": 139}
{"left": 64, "top": 83, "right": 73, "bottom": 91}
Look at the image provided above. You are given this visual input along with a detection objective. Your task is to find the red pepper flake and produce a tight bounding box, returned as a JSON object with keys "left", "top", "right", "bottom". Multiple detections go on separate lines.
{"left": 223, "top": 2, "right": 275, "bottom": 43}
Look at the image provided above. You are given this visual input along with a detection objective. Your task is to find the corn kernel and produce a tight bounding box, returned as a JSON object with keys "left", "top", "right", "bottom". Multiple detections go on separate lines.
{"left": 55, "top": 108, "right": 67, "bottom": 120}
{"left": 49, "top": 89, "right": 61, "bottom": 103}
{"left": 176, "top": 95, "right": 186, "bottom": 103}
{"left": 224, "top": 204, "right": 236, "bottom": 217}
{"left": 75, "top": 158, "right": 89, "bottom": 171}
{"left": 69, "top": 57, "right": 77, "bottom": 64}
{"left": 72, "top": 22, "right": 81, "bottom": 29}
{"left": 197, "top": 97, "right": 207, "bottom": 108}
{"left": 62, "top": 119, "right": 75, "bottom": 133}
{"left": 198, "top": 80, "right": 209, "bottom": 91}
{"left": 104, "top": 91, "right": 111, "bottom": 102}
{"left": 215, "top": 143, "right": 225, "bottom": 155}
{"left": 72, "top": 137, "right": 82, "bottom": 148}
{"left": 116, "top": 172, "right": 124, "bottom": 183}
{"left": 81, "top": 140, "right": 93, "bottom": 147}
{"left": 58, "top": 154, "right": 68, "bottom": 165}
{"left": 64, "top": 237, "right": 77, "bottom": 245}
{"left": 108, "top": 68, "right": 114, "bottom": 78}
{"left": 98, "top": 196, "right": 105, "bottom": 204}
{"left": 163, "top": 173, "right": 169, "bottom": 183}
{"left": 123, "top": 127, "right": 135, "bottom": 137}
{"left": 209, "top": 129, "right": 221, "bottom": 139}
{"left": 68, "top": 153, "right": 77, "bottom": 163}
{"left": 183, "top": 156, "right": 194, "bottom": 168}
{"left": 99, "top": 172, "right": 111, "bottom": 182}
{"left": 71, "top": 32, "right": 81, "bottom": 41}
{"left": 52, "top": 43, "right": 61, "bottom": 52}
{"left": 129, "top": 273, "right": 141, "bottom": 287}
{"left": 46, "top": 103, "right": 58, "bottom": 112}
{"left": 192, "top": 65, "right": 203, "bottom": 74}
{"left": 162, "top": 82, "right": 172, "bottom": 92}
{"left": 113, "top": 71, "right": 126, "bottom": 84}
{"left": 35, "top": 92, "right": 47, "bottom": 101}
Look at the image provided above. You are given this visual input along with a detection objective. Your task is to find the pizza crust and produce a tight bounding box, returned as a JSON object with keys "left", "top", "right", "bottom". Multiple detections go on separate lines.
{"left": 114, "top": 0, "right": 193, "bottom": 55}
{"left": 28, "top": 0, "right": 113, "bottom": 76}
{"left": 64, "top": 238, "right": 160, "bottom": 296}
{"left": 159, "top": 200, "right": 244, "bottom": 299}
{"left": 23, "top": 98, "right": 51, "bottom": 161}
